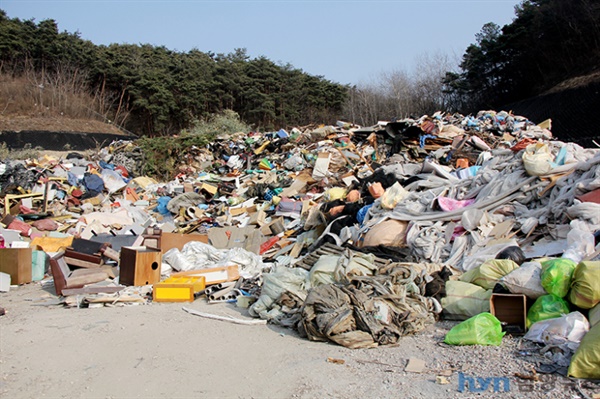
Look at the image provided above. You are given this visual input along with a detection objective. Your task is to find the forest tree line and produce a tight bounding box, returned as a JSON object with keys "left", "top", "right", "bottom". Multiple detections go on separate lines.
{"left": 1, "top": 0, "right": 599, "bottom": 135}
{"left": 0, "top": 10, "right": 347, "bottom": 135}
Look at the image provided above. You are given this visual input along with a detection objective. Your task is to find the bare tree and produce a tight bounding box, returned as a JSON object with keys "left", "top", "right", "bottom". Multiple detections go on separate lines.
{"left": 343, "top": 50, "right": 460, "bottom": 125}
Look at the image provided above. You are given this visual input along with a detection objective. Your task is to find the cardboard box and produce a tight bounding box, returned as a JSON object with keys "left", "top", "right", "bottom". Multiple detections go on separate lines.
{"left": 160, "top": 233, "right": 208, "bottom": 254}
{"left": 0, "top": 248, "right": 32, "bottom": 284}
{"left": 490, "top": 293, "right": 528, "bottom": 334}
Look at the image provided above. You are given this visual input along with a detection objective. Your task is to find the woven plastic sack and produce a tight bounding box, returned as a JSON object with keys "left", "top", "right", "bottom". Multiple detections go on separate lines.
{"left": 522, "top": 143, "right": 553, "bottom": 176}
{"left": 500, "top": 261, "right": 546, "bottom": 299}
{"left": 541, "top": 258, "right": 576, "bottom": 298}
{"left": 381, "top": 182, "right": 408, "bottom": 210}
{"left": 444, "top": 312, "right": 505, "bottom": 346}
{"left": 589, "top": 303, "right": 600, "bottom": 327}
{"left": 524, "top": 311, "right": 589, "bottom": 345}
{"left": 358, "top": 219, "right": 407, "bottom": 248}
{"left": 568, "top": 261, "right": 600, "bottom": 309}
{"left": 441, "top": 281, "right": 491, "bottom": 320}
{"left": 568, "top": 322, "right": 600, "bottom": 379}
{"left": 309, "top": 255, "right": 341, "bottom": 287}
{"left": 460, "top": 259, "right": 519, "bottom": 290}
{"left": 526, "top": 294, "right": 570, "bottom": 328}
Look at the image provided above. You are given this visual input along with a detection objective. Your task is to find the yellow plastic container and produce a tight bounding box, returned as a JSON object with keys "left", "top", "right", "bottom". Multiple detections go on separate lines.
{"left": 153, "top": 276, "right": 206, "bottom": 302}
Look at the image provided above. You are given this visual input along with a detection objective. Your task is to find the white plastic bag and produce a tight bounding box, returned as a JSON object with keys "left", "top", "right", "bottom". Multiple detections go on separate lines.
{"left": 381, "top": 182, "right": 408, "bottom": 210}
{"left": 522, "top": 143, "right": 553, "bottom": 176}
{"left": 101, "top": 169, "right": 127, "bottom": 193}
{"left": 500, "top": 261, "right": 546, "bottom": 299}
{"left": 162, "top": 248, "right": 194, "bottom": 272}
{"left": 524, "top": 311, "right": 590, "bottom": 346}
{"left": 561, "top": 220, "right": 596, "bottom": 263}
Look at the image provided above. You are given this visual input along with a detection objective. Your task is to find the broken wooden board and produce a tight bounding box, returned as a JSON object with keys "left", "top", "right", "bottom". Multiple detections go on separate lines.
{"left": 172, "top": 265, "right": 240, "bottom": 285}
{"left": 61, "top": 286, "right": 124, "bottom": 296}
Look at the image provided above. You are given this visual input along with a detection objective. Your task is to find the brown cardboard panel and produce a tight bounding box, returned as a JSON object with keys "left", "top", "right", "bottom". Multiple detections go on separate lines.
{"left": 229, "top": 207, "right": 247, "bottom": 216}
{"left": 490, "top": 293, "right": 528, "bottom": 334}
{"left": 201, "top": 183, "right": 218, "bottom": 195}
{"left": 160, "top": 233, "right": 208, "bottom": 254}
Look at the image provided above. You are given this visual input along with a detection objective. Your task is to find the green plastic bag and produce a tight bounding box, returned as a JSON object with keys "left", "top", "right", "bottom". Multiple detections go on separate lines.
{"left": 540, "top": 258, "right": 576, "bottom": 298}
{"left": 444, "top": 312, "right": 505, "bottom": 346}
{"left": 526, "top": 294, "right": 570, "bottom": 328}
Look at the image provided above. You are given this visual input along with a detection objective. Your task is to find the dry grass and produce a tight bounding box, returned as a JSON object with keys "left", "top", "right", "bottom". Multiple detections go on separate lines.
{"left": 1, "top": 71, "right": 98, "bottom": 118}
{"left": 544, "top": 70, "right": 600, "bottom": 94}
{"left": 0, "top": 71, "right": 124, "bottom": 134}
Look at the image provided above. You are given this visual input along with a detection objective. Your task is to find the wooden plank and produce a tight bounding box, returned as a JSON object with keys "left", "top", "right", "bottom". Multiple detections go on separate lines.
{"left": 65, "top": 269, "right": 109, "bottom": 288}
{"left": 61, "top": 286, "right": 124, "bottom": 296}
{"left": 172, "top": 265, "right": 239, "bottom": 285}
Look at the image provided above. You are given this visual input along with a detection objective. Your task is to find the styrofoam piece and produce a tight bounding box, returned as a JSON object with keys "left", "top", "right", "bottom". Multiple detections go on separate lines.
{"left": 0, "top": 272, "right": 11, "bottom": 292}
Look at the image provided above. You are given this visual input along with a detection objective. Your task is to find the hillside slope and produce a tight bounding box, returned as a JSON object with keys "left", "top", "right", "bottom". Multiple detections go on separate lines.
{"left": 505, "top": 71, "right": 600, "bottom": 148}
{"left": 0, "top": 116, "right": 136, "bottom": 151}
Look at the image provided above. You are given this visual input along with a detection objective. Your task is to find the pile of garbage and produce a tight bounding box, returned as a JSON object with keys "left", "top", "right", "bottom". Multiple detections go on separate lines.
{"left": 1, "top": 109, "right": 599, "bottom": 380}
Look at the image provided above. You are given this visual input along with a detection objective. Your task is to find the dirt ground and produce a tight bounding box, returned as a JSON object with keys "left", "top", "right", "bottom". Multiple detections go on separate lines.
{"left": 1, "top": 282, "right": 597, "bottom": 399}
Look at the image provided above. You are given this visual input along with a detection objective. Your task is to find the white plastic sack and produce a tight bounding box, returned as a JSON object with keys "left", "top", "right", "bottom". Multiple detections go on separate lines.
{"left": 179, "top": 241, "right": 222, "bottom": 267}
{"left": 562, "top": 220, "right": 596, "bottom": 263}
{"left": 381, "top": 182, "right": 408, "bottom": 210}
{"left": 160, "top": 261, "right": 172, "bottom": 276}
{"left": 461, "top": 240, "right": 519, "bottom": 272}
{"left": 162, "top": 248, "right": 194, "bottom": 272}
{"left": 461, "top": 208, "right": 484, "bottom": 232}
{"left": 101, "top": 169, "right": 127, "bottom": 193}
{"left": 500, "top": 261, "right": 546, "bottom": 299}
{"left": 522, "top": 143, "right": 553, "bottom": 176}
{"left": 310, "top": 255, "right": 340, "bottom": 287}
{"left": 566, "top": 202, "right": 600, "bottom": 225}
{"left": 283, "top": 155, "right": 304, "bottom": 171}
{"left": 524, "top": 311, "right": 590, "bottom": 347}
{"left": 168, "top": 241, "right": 265, "bottom": 278}
{"left": 226, "top": 155, "right": 243, "bottom": 170}
{"left": 249, "top": 266, "right": 310, "bottom": 320}
{"left": 219, "top": 247, "right": 264, "bottom": 278}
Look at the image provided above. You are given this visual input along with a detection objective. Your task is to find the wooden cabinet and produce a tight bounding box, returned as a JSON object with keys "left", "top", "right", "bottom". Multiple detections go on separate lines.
{"left": 0, "top": 248, "right": 32, "bottom": 285}
{"left": 119, "top": 247, "right": 161, "bottom": 286}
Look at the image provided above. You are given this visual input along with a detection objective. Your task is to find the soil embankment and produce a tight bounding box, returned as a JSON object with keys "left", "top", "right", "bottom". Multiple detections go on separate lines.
{"left": 0, "top": 130, "right": 135, "bottom": 151}
{"left": 506, "top": 73, "right": 600, "bottom": 148}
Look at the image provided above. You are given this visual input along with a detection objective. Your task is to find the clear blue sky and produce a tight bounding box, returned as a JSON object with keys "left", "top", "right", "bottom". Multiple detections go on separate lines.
{"left": 1, "top": 0, "right": 520, "bottom": 85}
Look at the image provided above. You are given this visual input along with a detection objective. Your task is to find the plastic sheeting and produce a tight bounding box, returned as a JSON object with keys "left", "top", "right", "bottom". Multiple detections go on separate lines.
{"left": 162, "top": 241, "right": 265, "bottom": 278}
